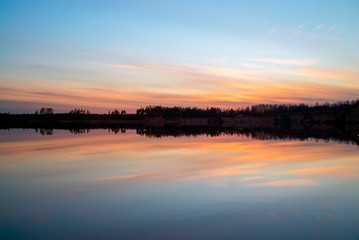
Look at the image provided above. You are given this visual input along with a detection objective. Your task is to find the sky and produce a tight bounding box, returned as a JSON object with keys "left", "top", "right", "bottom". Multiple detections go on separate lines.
{"left": 0, "top": 0, "right": 359, "bottom": 113}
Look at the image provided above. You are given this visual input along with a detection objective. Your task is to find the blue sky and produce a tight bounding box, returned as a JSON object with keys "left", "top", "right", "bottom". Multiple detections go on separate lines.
{"left": 1, "top": 0, "right": 358, "bottom": 112}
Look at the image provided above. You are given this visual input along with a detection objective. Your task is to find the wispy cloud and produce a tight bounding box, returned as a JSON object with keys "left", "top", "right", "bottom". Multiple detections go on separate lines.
{"left": 88, "top": 61, "right": 271, "bottom": 83}
{"left": 286, "top": 24, "right": 307, "bottom": 38}
{"left": 247, "top": 58, "right": 316, "bottom": 66}
{"left": 314, "top": 24, "right": 324, "bottom": 30}
{"left": 268, "top": 25, "right": 279, "bottom": 34}
{"left": 248, "top": 179, "right": 317, "bottom": 187}
{"left": 239, "top": 62, "right": 268, "bottom": 69}
{"left": 2, "top": 68, "right": 358, "bottom": 113}
{"left": 274, "top": 66, "right": 359, "bottom": 81}
{"left": 334, "top": 31, "right": 343, "bottom": 37}
{"left": 327, "top": 26, "right": 336, "bottom": 33}
{"left": 89, "top": 173, "right": 153, "bottom": 181}
{"left": 2, "top": 58, "right": 359, "bottom": 113}
{"left": 297, "top": 23, "right": 307, "bottom": 30}
{"left": 240, "top": 176, "right": 265, "bottom": 182}
{"left": 88, "top": 62, "right": 154, "bottom": 71}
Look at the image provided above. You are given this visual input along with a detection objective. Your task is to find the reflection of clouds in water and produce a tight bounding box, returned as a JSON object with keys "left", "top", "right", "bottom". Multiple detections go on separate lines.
{"left": 1, "top": 130, "right": 358, "bottom": 188}
{"left": 285, "top": 165, "right": 359, "bottom": 178}
{"left": 1, "top": 130, "right": 359, "bottom": 240}
{"left": 246, "top": 179, "right": 317, "bottom": 187}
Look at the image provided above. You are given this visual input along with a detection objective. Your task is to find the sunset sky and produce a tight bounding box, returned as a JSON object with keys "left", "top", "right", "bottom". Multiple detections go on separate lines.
{"left": 1, "top": 0, "right": 359, "bottom": 113}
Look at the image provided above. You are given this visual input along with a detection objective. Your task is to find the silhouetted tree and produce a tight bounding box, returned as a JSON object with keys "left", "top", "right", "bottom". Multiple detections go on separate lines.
{"left": 136, "top": 108, "right": 145, "bottom": 116}
{"left": 39, "top": 107, "right": 54, "bottom": 114}
{"left": 46, "top": 108, "right": 54, "bottom": 114}
{"left": 69, "top": 108, "right": 90, "bottom": 114}
{"left": 111, "top": 109, "right": 120, "bottom": 115}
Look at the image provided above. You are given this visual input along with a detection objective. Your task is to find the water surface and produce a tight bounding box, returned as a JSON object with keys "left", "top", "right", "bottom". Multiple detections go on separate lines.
{"left": 1, "top": 129, "right": 359, "bottom": 239}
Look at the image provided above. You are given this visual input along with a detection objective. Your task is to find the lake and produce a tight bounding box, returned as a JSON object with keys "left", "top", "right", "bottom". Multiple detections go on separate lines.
{"left": 1, "top": 128, "right": 359, "bottom": 239}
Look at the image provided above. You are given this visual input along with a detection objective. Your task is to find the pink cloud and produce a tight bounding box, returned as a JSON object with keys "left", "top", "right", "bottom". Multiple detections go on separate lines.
{"left": 248, "top": 179, "right": 317, "bottom": 187}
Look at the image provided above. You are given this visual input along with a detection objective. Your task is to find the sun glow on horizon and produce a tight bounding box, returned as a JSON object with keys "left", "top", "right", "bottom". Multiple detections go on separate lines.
{"left": 0, "top": 0, "right": 358, "bottom": 113}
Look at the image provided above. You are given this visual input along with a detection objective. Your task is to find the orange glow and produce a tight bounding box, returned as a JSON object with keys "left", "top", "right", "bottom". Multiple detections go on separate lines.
{"left": 1, "top": 60, "right": 359, "bottom": 112}
{"left": 1, "top": 130, "right": 358, "bottom": 187}
{"left": 1, "top": 79, "right": 358, "bottom": 113}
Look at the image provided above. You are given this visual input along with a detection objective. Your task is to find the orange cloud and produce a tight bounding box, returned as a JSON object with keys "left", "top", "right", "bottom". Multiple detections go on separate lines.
{"left": 247, "top": 179, "right": 317, "bottom": 187}
{"left": 1, "top": 76, "right": 358, "bottom": 113}
{"left": 89, "top": 173, "right": 154, "bottom": 181}
{"left": 2, "top": 58, "right": 359, "bottom": 113}
{"left": 247, "top": 58, "right": 316, "bottom": 66}
{"left": 88, "top": 62, "right": 154, "bottom": 71}
{"left": 276, "top": 67, "right": 359, "bottom": 81}
{"left": 240, "top": 176, "right": 265, "bottom": 182}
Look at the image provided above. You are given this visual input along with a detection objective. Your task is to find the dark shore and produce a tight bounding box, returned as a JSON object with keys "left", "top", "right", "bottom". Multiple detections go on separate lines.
{"left": 1, "top": 101, "right": 358, "bottom": 144}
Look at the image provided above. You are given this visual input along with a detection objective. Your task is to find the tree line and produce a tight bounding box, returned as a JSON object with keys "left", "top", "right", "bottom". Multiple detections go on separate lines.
{"left": 135, "top": 100, "right": 358, "bottom": 118}
{"left": 1, "top": 99, "right": 358, "bottom": 120}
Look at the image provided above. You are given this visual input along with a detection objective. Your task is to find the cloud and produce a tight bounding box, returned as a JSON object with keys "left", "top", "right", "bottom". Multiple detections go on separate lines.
{"left": 247, "top": 58, "right": 316, "bottom": 66}
{"left": 90, "top": 173, "right": 154, "bottom": 181}
{"left": 334, "top": 31, "right": 342, "bottom": 37}
{"left": 327, "top": 26, "right": 336, "bottom": 33}
{"left": 314, "top": 24, "right": 324, "bottom": 30}
{"left": 2, "top": 71, "right": 358, "bottom": 114}
{"left": 2, "top": 58, "right": 359, "bottom": 113}
{"left": 274, "top": 66, "right": 359, "bottom": 81}
{"left": 268, "top": 25, "right": 279, "bottom": 34}
{"left": 88, "top": 62, "right": 154, "bottom": 71}
{"left": 88, "top": 61, "right": 269, "bottom": 83}
{"left": 239, "top": 62, "right": 268, "bottom": 69}
{"left": 240, "top": 176, "right": 265, "bottom": 182}
{"left": 286, "top": 24, "right": 307, "bottom": 38}
{"left": 297, "top": 23, "right": 307, "bottom": 30}
{"left": 248, "top": 179, "right": 317, "bottom": 187}
{"left": 287, "top": 30, "right": 301, "bottom": 38}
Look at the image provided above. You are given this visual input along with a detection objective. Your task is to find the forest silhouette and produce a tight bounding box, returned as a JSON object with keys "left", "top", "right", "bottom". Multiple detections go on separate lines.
{"left": 1, "top": 100, "right": 359, "bottom": 144}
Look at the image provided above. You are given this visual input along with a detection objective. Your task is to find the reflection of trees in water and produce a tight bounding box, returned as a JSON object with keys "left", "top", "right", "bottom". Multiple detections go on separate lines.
{"left": 135, "top": 127, "right": 359, "bottom": 145}
{"left": 69, "top": 129, "right": 91, "bottom": 135}
{"left": 108, "top": 128, "right": 126, "bottom": 134}
{"left": 36, "top": 128, "right": 54, "bottom": 135}
{"left": 243, "top": 129, "right": 355, "bottom": 145}
{"left": 29, "top": 125, "right": 359, "bottom": 145}
{"left": 135, "top": 127, "right": 228, "bottom": 138}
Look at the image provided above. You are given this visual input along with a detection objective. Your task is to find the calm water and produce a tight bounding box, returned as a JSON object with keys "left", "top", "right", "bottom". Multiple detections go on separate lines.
{"left": 1, "top": 129, "right": 359, "bottom": 240}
